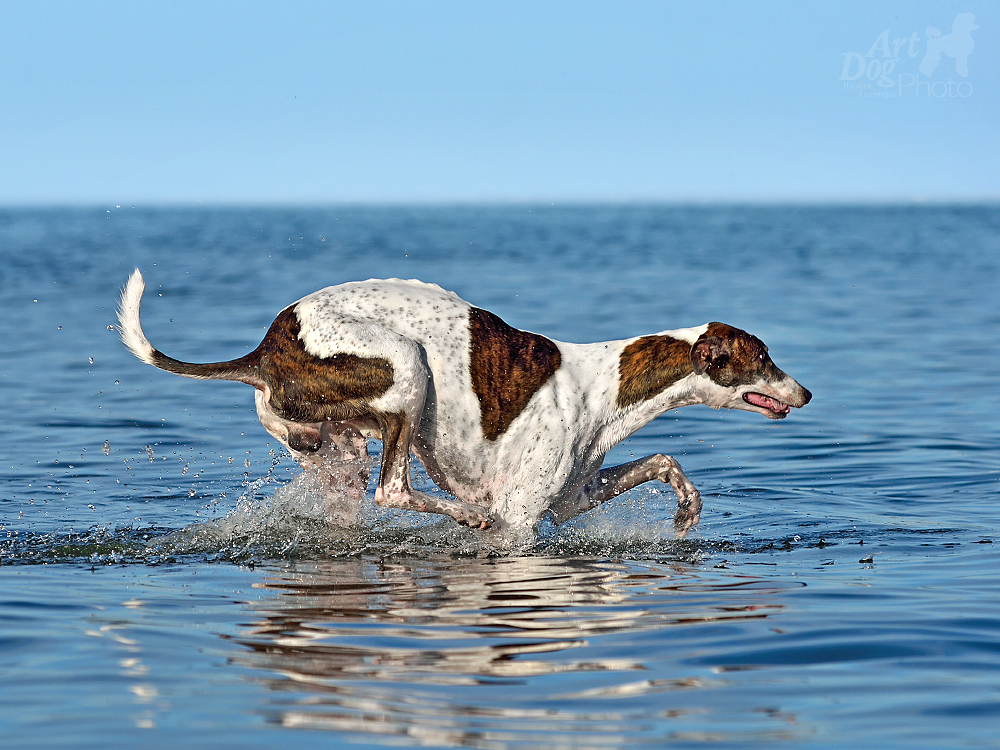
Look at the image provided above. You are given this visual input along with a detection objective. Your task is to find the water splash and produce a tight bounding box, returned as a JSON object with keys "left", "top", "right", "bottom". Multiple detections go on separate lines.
{"left": 3, "top": 454, "right": 727, "bottom": 565}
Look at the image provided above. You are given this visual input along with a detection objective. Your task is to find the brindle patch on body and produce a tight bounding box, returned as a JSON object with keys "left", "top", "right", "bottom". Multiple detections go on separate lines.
{"left": 468, "top": 307, "right": 562, "bottom": 441}
{"left": 617, "top": 334, "right": 693, "bottom": 408}
{"left": 247, "top": 306, "right": 395, "bottom": 424}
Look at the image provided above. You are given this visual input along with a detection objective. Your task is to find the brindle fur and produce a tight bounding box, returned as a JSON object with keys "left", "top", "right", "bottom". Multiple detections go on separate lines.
{"left": 468, "top": 307, "right": 562, "bottom": 441}
{"left": 617, "top": 334, "right": 692, "bottom": 408}
{"left": 249, "top": 306, "right": 394, "bottom": 424}
{"left": 691, "top": 322, "right": 781, "bottom": 388}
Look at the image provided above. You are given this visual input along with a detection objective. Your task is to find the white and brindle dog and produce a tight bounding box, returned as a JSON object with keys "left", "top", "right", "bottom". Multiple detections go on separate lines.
{"left": 118, "top": 270, "right": 810, "bottom": 535}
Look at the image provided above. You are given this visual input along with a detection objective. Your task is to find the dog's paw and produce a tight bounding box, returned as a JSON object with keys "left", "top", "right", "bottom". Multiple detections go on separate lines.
{"left": 462, "top": 517, "right": 492, "bottom": 530}
{"left": 673, "top": 489, "right": 702, "bottom": 537}
{"left": 426, "top": 495, "right": 492, "bottom": 529}
{"left": 651, "top": 454, "right": 702, "bottom": 536}
{"left": 454, "top": 507, "right": 493, "bottom": 530}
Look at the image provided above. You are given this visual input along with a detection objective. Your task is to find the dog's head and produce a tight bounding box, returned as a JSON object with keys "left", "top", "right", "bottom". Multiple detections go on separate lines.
{"left": 691, "top": 323, "right": 811, "bottom": 419}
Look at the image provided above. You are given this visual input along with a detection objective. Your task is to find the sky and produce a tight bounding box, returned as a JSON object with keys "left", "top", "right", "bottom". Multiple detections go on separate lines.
{"left": 1, "top": 0, "right": 997, "bottom": 204}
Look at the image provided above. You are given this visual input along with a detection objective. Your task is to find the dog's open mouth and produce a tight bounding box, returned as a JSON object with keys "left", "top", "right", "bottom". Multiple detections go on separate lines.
{"left": 743, "top": 392, "right": 791, "bottom": 417}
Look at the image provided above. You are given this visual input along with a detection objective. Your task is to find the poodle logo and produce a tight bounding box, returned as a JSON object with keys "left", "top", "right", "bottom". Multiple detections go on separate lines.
{"left": 920, "top": 13, "right": 979, "bottom": 76}
{"left": 839, "top": 13, "right": 978, "bottom": 98}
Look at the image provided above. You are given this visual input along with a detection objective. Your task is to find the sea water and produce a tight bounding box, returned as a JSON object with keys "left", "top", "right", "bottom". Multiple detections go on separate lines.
{"left": 1, "top": 205, "right": 999, "bottom": 747}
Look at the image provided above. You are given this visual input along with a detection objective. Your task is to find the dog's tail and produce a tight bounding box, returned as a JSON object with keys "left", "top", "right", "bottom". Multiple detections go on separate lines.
{"left": 117, "top": 269, "right": 264, "bottom": 388}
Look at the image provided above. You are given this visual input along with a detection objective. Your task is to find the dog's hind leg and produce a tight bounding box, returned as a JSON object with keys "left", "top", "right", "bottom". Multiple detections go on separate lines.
{"left": 373, "top": 410, "right": 491, "bottom": 528}
{"left": 250, "top": 309, "right": 491, "bottom": 529}
{"left": 265, "top": 420, "right": 371, "bottom": 525}
{"left": 550, "top": 454, "right": 702, "bottom": 536}
{"left": 314, "top": 421, "right": 372, "bottom": 525}
{"left": 327, "top": 335, "right": 491, "bottom": 529}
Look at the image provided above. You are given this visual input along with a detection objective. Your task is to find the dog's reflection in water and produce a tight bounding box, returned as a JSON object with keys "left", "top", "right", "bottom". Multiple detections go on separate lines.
{"left": 226, "top": 556, "right": 796, "bottom": 744}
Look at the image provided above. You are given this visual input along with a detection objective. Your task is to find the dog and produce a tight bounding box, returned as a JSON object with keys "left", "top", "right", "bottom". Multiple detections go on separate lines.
{"left": 118, "top": 271, "right": 810, "bottom": 535}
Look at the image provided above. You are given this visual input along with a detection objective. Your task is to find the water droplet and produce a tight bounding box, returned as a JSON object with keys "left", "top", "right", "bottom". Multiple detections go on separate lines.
{"left": 102, "top": 440, "right": 111, "bottom": 456}
{"left": 244, "top": 458, "right": 251, "bottom": 467}
{"left": 145, "top": 445, "right": 155, "bottom": 462}
{"left": 88, "top": 357, "right": 94, "bottom": 365}
{"left": 107, "top": 325, "right": 115, "bottom": 331}
{"left": 114, "top": 380, "right": 119, "bottom": 385}
{"left": 187, "top": 488, "right": 196, "bottom": 497}
{"left": 57, "top": 326, "right": 62, "bottom": 330}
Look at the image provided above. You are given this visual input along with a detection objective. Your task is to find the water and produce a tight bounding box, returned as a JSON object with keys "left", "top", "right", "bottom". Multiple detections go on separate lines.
{"left": 1, "top": 205, "right": 999, "bottom": 748}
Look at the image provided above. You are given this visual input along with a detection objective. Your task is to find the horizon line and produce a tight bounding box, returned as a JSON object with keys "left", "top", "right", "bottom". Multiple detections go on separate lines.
{"left": 3, "top": 196, "right": 999, "bottom": 210}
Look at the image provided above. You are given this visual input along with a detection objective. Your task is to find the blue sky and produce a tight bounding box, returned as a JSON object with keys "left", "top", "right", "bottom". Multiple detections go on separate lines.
{"left": 1, "top": 1, "right": 996, "bottom": 204}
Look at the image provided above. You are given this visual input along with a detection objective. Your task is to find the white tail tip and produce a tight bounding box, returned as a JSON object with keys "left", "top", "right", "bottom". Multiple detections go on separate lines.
{"left": 117, "top": 268, "right": 156, "bottom": 364}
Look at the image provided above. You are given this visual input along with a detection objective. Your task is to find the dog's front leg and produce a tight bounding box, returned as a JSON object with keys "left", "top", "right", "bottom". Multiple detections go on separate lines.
{"left": 551, "top": 455, "right": 702, "bottom": 536}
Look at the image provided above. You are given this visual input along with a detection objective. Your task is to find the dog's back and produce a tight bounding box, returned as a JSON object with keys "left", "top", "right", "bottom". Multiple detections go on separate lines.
{"left": 293, "top": 278, "right": 475, "bottom": 376}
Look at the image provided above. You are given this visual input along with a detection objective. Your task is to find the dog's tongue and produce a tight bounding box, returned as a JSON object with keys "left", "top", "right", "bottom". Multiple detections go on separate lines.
{"left": 745, "top": 392, "right": 790, "bottom": 414}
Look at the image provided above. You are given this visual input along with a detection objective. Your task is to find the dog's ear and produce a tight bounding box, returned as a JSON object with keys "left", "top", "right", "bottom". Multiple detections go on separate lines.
{"left": 691, "top": 336, "right": 728, "bottom": 374}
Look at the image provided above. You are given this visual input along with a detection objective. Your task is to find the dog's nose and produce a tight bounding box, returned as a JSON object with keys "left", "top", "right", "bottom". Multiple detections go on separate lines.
{"left": 799, "top": 386, "right": 812, "bottom": 406}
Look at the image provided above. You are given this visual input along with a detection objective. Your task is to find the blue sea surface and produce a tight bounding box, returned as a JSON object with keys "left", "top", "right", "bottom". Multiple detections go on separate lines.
{"left": 1, "top": 205, "right": 999, "bottom": 748}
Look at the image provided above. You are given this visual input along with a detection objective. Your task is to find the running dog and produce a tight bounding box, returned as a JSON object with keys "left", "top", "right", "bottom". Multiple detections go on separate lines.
{"left": 118, "top": 271, "right": 811, "bottom": 535}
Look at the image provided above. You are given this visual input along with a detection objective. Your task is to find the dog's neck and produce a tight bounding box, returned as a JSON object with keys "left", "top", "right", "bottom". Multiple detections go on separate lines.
{"left": 556, "top": 328, "right": 710, "bottom": 457}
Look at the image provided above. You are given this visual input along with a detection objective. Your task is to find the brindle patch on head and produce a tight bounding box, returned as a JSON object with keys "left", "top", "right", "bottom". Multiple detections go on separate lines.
{"left": 245, "top": 306, "right": 395, "bottom": 424}
{"left": 468, "top": 308, "right": 561, "bottom": 441}
{"left": 617, "top": 335, "right": 693, "bottom": 408}
{"left": 692, "top": 322, "right": 778, "bottom": 387}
